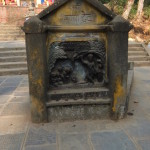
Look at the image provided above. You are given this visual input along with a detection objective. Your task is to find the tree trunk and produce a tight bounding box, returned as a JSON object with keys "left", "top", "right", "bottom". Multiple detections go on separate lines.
{"left": 136, "top": 0, "right": 145, "bottom": 18}
{"left": 122, "top": 0, "right": 135, "bottom": 19}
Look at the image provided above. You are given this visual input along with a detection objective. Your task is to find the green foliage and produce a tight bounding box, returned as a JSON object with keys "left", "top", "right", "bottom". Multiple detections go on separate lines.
{"left": 99, "top": 0, "right": 150, "bottom": 19}
{"left": 99, "top": 0, "right": 127, "bottom": 5}
{"left": 116, "top": 0, "right": 127, "bottom": 6}
{"left": 115, "top": 6, "right": 124, "bottom": 15}
{"left": 100, "top": 0, "right": 110, "bottom": 4}
{"left": 129, "top": 5, "right": 138, "bottom": 19}
{"left": 144, "top": 5, "right": 150, "bottom": 18}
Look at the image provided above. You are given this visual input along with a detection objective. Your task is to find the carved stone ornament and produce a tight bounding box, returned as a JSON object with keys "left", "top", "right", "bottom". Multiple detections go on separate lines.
{"left": 48, "top": 40, "right": 106, "bottom": 88}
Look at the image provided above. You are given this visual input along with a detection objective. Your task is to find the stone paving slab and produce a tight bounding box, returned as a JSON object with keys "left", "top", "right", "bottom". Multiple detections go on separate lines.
{"left": 0, "top": 133, "right": 25, "bottom": 150}
{"left": 91, "top": 130, "right": 137, "bottom": 150}
{"left": 10, "top": 96, "right": 30, "bottom": 103}
{"left": 59, "top": 133, "right": 91, "bottom": 150}
{"left": 1, "top": 102, "right": 30, "bottom": 116}
{"left": 25, "top": 144, "right": 57, "bottom": 150}
{"left": 0, "top": 67, "right": 150, "bottom": 150}
{"left": 0, "top": 116, "right": 28, "bottom": 135}
{"left": 125, "top": 118, "right": 150, "bottom": 139}
{"left": 0, "top": 95, "right": 11, "bottom": 104}
{"left": 138, "top": 139, "right": 150, "bottom": 150}
{"left": 25, "top": 127, "right": 56, "bottom": 146}
{"left": 0, "top": 86, "right": 17, "bottom": 95}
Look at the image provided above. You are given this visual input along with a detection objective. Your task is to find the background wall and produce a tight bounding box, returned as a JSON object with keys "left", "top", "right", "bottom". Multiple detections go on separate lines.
{"left": 0, "top": 6, "right": 43, "bottom": 26}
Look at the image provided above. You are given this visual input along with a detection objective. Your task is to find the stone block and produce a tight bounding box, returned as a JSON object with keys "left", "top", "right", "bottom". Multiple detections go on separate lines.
{"left": 48, "top": 105, "right": 110, "bottom": 122}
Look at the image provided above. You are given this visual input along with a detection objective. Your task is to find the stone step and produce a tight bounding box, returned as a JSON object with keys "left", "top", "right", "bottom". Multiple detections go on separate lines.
{"left": 128, "top": 51, "right": 148, "bottom": 56}
{"left": 128, "top": 50, "right": 145, "bottom": 54}
{"left": 0, "top": 37, "right": 25, "bottom": 41}
{"left": 47, "top": 100, "right": 111, "bottom": 122}
{"left": 0, "top": 50, "right": 26, "bottom": 57}
{"left": 0, "top": 68, "right": 28, "bottom": 76}
{"left": 0, "top": 56, "right": 26, "bottom": 62}
{"left": 128, "top": 56, "right": 150, "bottom": 61}
{"left": 48, "top": 87, "right": 109, "bottom": 101}
{"left": 0, "top": 34, "right": 25, "bottom": 38}
{"left": 0, "top": 29, "right": 21, "bottom": 33}
{"left": 0, "top": 26, "right": 21, "bottom": 30}
{"left": 128, "top": 47, "right": 145, "bottom": 51}
{"left": 0, "top": 47, "right": 25, "bottom": 51}
{"left": 0, "top": 62, "right": 27, "bottom": 68}
{"left": 0, "top": 25, "right": 20, "bottom": 27}
{"left": 0, "top": 30, "right": 24, "bottom": 33}
{"left": 46, "top": 98, "right": 111, "bottom": 107}
{"left": 0, "top": 32, "right": 24, "bottom": 36}
{"left": 128, "top": 44, "right": 143, "bottom": 47}
{"left": 130, "top": 61, "right": 150, "bottom": 67}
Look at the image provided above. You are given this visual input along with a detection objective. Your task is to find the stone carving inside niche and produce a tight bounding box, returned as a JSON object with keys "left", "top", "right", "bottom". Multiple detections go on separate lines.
{"left": 48, "top": 40, "right": 107, "bottom": 88}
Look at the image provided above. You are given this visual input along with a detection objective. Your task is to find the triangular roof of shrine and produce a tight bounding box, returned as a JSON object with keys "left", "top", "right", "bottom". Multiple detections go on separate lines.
{"left": 38, "top": 0, "right": 116, "bottom": 19}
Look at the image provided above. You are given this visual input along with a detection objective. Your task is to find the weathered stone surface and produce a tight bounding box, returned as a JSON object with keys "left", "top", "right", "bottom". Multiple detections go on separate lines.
{"left": 1, "top": 82, "right": 20, "bottom": 87}
{"left": 91, "top": 131, "right": 136, "bottom": 150}
{"left": 13, "top": 91, "right": 29, "bottom": 97}
{"left": 59, "top": 133, "right": 91, "bottom": 150}
{"left": 4, "top": 76, "right": 24, "bottom": 83}
{"left": 0, "top": 86, "right": 16, "bottom": 95}
{"left": 126, "top": 118, "right": 150, "bottom": 138}
{"left": 0, "top": 116, "right": 28, "bottom": 135}
{"left": 0, "top": 133, "right": 25, "bottom": 150}
{"left": 48, "top": 105, "right": 110, "bottom": 122}
{"left": 58, "top": 121, "right": 87, "bottom": 133}
{"left": 0, "top": 77, "right": 6, "bottom": 84}
{"left": 19, "top": 83, "right": 29, "bottom": 87}
{"left": 1, "top": 102, "right": 29, "bottom": 116}
{"left": 138, "top": 139, "right": 150, "bottom": 150}
{"left": 25, "top": 127, "right": 56, "bottom": 146}
{"left": 23, "top": 0, "right": 132, "bottom": 122}
{"left": 10, "top": 96, "right": 30, "bottom": 103}
{"left": 0, "top": 66, "right": 150, "bottom": 150}
{"left": 15, "top": 87, "right": 29, "bottom": 92}
{"left": 0, "top": 95, "right": 10, "bottom": 104}
{"left": 25, "top": 144, "right": 56, "bottom": 150}
{"left": 0, "top": 105, "right": 4, "bottom": 114}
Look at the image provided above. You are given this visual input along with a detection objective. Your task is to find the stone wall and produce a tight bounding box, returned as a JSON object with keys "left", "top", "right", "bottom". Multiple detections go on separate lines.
{"left": 0, "top": 6, "right": 43, "bottom": 26}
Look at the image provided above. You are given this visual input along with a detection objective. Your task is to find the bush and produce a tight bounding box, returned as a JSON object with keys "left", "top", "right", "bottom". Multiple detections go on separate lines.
{"left": 144, "top": 5, "right": 150, "bottom": 18}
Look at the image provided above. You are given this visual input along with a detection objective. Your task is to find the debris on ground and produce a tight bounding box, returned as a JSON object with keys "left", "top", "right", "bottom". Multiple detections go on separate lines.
{"left": 129, "top": 17, "right": 150, "bottom": 44}
{"left": 127, "top": 112, "right": 134, "bottom": 116}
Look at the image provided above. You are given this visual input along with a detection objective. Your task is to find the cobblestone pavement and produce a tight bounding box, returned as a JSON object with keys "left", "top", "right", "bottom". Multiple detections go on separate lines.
{"left": 0, "top": 67, "right": 150, "bottom": 150}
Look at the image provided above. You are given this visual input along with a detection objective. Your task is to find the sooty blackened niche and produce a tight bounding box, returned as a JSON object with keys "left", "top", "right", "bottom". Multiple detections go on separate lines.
{"left": 48, "top": 40, "right": 107, "bottom": 88}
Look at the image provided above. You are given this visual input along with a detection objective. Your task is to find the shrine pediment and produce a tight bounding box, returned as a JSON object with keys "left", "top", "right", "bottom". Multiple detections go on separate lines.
{"left": 38, "top": 0, "right": 116, "bottom": 26}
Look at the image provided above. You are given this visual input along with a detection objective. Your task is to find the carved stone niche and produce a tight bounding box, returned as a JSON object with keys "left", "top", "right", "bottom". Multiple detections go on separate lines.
{"left": 23, "top": 0, "right": 133, "bottom": 123}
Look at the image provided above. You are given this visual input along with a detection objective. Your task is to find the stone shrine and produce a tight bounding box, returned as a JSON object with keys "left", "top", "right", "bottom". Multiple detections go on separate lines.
{"left": 23, "top": 0, "right": 133, "bottom": 123}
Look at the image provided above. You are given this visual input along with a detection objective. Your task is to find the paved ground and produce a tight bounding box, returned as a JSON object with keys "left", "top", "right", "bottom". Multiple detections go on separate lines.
{"left": 0, "top": 67, "right": 150, "bottom": 150}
